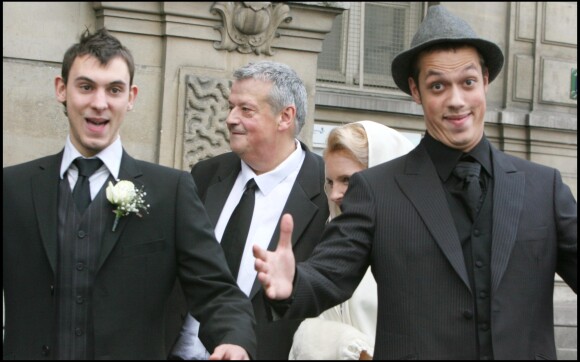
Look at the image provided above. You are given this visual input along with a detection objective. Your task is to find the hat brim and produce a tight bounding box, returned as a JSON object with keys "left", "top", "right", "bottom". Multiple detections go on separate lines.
{"left": 391, "top": 38, "right": 504, "bottom": 95}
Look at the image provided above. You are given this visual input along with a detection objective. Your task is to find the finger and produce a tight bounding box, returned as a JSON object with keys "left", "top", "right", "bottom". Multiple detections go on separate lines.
{"left": 208, "top": 351, "right": 222, "bottom": 360}
{"left": 252, "top": 244, "right": 267, "bottom": 261}
{"left": 278, "top": 213, "right": 294, "bottom": 250}
{"left": 255, "top": 269, "right": 276, "bottom": 297}
{"left": 258, "top": 274, "right": 277, "bottom": 299}
{"left": 254, "top": 257, "right": 266, "bottom": 274}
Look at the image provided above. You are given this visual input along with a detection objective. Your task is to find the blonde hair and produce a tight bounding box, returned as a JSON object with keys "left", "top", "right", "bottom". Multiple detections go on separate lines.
{"left": 323, "top": 123, "right": 368, "bottom": 219}
{"left": 323, "top": 123, "right": 368, "bottom": 168}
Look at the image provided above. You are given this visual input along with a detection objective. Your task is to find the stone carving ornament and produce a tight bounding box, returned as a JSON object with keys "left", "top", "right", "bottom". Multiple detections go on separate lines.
{"left": 211, "top": 2, "right": 292, "bottom": 55}
{"left": 183, "top": 75, "right": 232, "bottom": 169}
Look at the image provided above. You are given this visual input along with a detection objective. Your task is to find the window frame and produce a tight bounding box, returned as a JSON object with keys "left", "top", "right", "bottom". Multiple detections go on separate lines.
{"left": 317, "top": 2, "right": 424, "bottom": 93}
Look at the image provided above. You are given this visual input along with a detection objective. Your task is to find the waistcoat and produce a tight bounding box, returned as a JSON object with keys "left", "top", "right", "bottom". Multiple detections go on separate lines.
{"left": 55, "top": 178, "right": 110, "bottom": 359}
{"left": 447, "top": 175, "right": 494, "bottom": 359}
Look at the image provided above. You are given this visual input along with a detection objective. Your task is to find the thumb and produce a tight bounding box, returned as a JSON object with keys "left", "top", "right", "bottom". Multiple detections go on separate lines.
{"left": 278, "top": 213, "right": 294, "bottom": 251}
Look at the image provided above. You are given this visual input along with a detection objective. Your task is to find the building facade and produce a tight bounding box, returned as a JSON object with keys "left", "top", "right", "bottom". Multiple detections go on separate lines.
{"left": 3, "top": 2, "right": 576, "bottom": 358}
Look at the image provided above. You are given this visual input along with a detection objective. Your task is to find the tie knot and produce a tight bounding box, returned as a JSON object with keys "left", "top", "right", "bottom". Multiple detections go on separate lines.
{"left": 74, "top": 157, "right": 103, "bottom": 177}
{"left": 244, "top": 178, "right": 258, "bottom": 193}
{"left": 453, "top": 160, "right": 481, "bottom": 181}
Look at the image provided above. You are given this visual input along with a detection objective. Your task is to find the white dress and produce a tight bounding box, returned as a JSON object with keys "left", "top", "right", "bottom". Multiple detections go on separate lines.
{"left": 289, "top": 269, "right": 377, "bottom": 360}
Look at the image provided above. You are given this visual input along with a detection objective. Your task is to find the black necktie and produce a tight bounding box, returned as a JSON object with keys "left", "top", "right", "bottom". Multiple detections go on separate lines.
{"left": 453, "top": 160, "right": 483, "bottom": 220}
{"left": 221, "top": 178, "right": 258, "bottom": 280}
{"left": 72, "top": 157, "right": 103, "bottom": 214}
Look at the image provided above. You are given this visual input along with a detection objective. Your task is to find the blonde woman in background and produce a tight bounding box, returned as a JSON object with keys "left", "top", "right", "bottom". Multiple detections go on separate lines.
{"left": 289, "top": 121, "right": 415, "bottom": 360}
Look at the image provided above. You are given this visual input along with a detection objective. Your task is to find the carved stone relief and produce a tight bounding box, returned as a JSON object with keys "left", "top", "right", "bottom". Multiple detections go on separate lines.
{"left": 211, "top": 2, "right": 292, "bottom": 55}
{"left": 183, "top": 75, "right": 232, "bottom": 169}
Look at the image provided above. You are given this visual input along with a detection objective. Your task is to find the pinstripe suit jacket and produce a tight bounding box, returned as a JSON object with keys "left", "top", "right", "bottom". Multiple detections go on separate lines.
{"left": 3, "top": 151, "right": 256, "bottom": 359}
{"left": 285, "top": 139, "right": 577, "bottom": 359}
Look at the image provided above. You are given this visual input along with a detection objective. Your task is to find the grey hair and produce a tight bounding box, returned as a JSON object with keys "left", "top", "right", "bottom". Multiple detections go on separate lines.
{"left": 233, "top": 61, "right": 307, "bottom": 134}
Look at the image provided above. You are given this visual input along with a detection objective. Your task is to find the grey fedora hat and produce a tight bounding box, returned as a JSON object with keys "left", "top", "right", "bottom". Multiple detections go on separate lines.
{"left": 391, "top": 5, "right": 504, "bottom": 95}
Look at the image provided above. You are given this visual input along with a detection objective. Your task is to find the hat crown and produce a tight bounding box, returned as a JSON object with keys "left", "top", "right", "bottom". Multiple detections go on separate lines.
{"left": 411, "top": 5, "right": 478, "bottom": 48}
{"left": 391, "top": 5, "right": 504, "bottom": 95}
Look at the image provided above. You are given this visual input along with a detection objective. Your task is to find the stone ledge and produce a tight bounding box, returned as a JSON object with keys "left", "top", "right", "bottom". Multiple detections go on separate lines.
{"left": 554, "top": 303, "right": 578, "bottom": 326}
{"left": 557, "top": 348, "right": 577, "bottom": 360}
{"left": 555, "top": 326, "right": 577, "bottom": 348}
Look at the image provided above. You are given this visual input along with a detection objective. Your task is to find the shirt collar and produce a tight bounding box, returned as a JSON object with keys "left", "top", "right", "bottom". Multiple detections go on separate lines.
{"left": 239, "top": 139, "right": 305, "bottom": 195}
{"left": 423, "top": 132, "right": 493, "bottom": 182}
{"left": 60, "top": 135, "right": 123, "bottom": 180}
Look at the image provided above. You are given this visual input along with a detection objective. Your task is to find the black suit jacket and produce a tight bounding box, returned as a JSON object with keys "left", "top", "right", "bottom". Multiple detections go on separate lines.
{"left": 285, "top": 140, "right": 577, "bottom": 359}
{"left": 3, "top": 151, "right": 256, "bottom": 360}
{"left": 189, "top": 142, "right": 329, "bottom": 359}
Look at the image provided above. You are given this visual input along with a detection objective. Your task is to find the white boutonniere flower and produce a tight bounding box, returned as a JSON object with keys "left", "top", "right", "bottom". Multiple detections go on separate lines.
{"left": 106, "top": 180, "right": 150, "bottom": 232}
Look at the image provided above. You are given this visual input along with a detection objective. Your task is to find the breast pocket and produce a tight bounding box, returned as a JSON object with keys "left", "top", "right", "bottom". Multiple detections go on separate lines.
{"left": 516, "top": 226, "right": 548, "bottom": 262}
{"left": 518, "top": 226, "right": 548, "bottom": 242}
{"left": 122, "top": 239, "right": 166, "bottom": 257}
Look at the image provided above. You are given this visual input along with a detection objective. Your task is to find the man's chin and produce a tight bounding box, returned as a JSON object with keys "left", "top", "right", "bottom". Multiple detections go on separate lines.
{"left": 229, "top": 140, "right": 245, "bottom": 154}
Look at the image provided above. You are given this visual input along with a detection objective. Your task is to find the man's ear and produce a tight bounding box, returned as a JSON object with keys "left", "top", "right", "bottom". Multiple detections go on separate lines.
{"left": 55, "top": 76, "right": 67, "bottom": 104}
{"left": 277, "top": 105, "right": 296, "bottom": 131}
{"left": 127, "top": 84, "right": 139, "bottom": 111}
{"left": 482, "top": 67, "right": 489, "bottom": 94}
{"left": 409, "top": 77, "right": 422, "bottom": 105}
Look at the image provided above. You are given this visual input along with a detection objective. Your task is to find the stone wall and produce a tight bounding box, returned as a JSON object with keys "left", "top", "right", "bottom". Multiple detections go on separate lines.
{"left": 3, "top": 1, "right": 346, "bottom": 169}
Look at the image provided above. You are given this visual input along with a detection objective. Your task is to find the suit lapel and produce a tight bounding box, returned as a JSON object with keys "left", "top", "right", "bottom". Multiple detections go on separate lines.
{"left": 490, "top": 148, "right": 524, "bottom": 293}
{"left": 96, "top": 151, "right": 143, "bottom": 272}
{"left": 249, "top": 148, "right": 323, "bottom": 299}
{"left": 32, "top": 153, "right": 63, "bottom": 274}
{"left": 396, "top": 145, "right": 472, "bottom": 292}
{"left": 204, "top": 164, "right": 240, "bottom": 226}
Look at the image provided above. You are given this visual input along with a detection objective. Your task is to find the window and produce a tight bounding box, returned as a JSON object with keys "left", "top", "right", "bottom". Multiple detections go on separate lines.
{"left": 317, "top": 2, "right": 423, "bottom": 91}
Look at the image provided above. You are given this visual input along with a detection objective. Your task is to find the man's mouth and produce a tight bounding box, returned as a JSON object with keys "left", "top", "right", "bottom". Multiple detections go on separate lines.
{"left": 444, "top": 113, "right": 471, "bottom": 126}
{"left": 86, "top": 117, "right": 109, "bottom": 124}
{"left": 229, "top": 128, "right": 246, "bottom": 136}
{"left": 85, "top": 117, "right": 109, "bottom": 132}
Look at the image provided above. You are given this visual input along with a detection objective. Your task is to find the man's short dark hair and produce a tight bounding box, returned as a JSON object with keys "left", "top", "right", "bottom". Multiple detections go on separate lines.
{"left": 61, "top": 28, "right": 135, "bottom": 85}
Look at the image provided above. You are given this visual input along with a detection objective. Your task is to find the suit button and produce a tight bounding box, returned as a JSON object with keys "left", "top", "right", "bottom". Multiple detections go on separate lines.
{"left": 75, "top": 327, "right": 83, "bottom": 336}
{"left": 78, "top": 230, "right": 86, "bottom": 238}
{"left": 76, "top": 262, "right": 85, "bottom": 271}
{"left": 475, "top": 260, "right": 484, "bottom": 268}
{"left": 42, "top": 345, "right": 50, "bottom": 356}
{"left": 479, "top": 291, "right": 487, "bottom": 298}
{"left": 50, "top": 285, "right": 55, "bottom": 296}
{"left": 481, "top": 322, "right": 489, "bottom": 331}
{"left": 463, "top": 310, "right": 473, "bottom": 319}
{"left": 473, "top": 229, "right": 480, "bottom": 237}
{"left": 76, "top": 295, "right": 84, "bottom": 304}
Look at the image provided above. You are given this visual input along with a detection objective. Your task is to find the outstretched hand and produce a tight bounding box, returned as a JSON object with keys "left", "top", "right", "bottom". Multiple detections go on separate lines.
{"left": 253, "top": 213, "right": 295, "bottom": 300}
{"left": 209, "top": 344, "right": 249, "bottom": 360}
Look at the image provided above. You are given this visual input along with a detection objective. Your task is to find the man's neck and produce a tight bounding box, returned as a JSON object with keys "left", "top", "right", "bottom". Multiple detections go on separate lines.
{"left": 245, "top": 139, "right": 298, "bottom": 175}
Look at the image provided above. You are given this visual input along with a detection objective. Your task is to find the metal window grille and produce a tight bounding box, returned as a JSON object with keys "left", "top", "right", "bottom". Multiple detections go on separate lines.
{"left": 317, "top": 2, "right": 423, "bottom": 91}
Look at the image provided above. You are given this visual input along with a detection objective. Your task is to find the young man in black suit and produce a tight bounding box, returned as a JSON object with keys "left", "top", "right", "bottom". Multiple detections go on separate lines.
{"left": 254, "top": 6, "right": 577, "bottom": 360}
{"left": 3, "top": 28, "right": 255, "bottom": 360}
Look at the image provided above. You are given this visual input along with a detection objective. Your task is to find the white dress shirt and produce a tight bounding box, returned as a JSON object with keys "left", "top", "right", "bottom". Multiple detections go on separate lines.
{"left": 173, "top": 140, "right": 305, "bottom": 359}
{"left": 216, "top": 139, "right": 305, "bottom": 296}
{"left": 60, "top": 135, "right": 123, "bottom": 198}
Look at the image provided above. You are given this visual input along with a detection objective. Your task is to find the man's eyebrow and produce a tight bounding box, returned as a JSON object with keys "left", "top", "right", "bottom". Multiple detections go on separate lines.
{"left": 424, "top": 64, "right": 479, "bottom": 78}
{"left": 74, "top": 76, "right": 96, "bottom": 83}
{"left": 73, "top": 76, "right": 127, "bottom": 86}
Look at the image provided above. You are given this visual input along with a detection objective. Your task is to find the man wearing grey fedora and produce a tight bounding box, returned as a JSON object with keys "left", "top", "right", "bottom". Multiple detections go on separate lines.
{"left": 253, "top": 5, "right": 577, "bottom": 360}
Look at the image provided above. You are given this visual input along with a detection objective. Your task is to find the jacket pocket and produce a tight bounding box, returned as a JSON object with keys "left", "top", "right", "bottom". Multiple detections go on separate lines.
{"left": 518, "top": 226, "right": 548, "bottom": 242}
{"left": 122, "top": 239, "right": 165, "bottom": 257}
